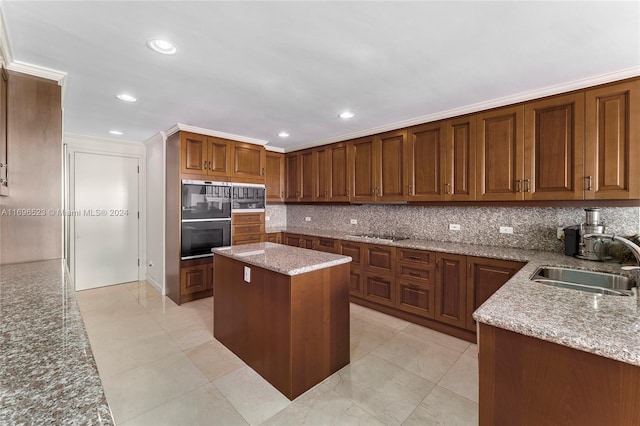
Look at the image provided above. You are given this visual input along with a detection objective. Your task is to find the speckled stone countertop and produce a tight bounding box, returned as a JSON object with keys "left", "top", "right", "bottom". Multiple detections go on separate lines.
{"left": 0, "top": 260, "right": 113, "bottom": 425}
{"left": 268, "top": 226, "right": 640, "bottom": 367}
{"left": 213, "top": 242, "right": 351, "bottom": 275}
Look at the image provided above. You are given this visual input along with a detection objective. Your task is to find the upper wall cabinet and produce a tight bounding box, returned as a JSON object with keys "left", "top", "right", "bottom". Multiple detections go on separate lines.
{"left": 584, "top": 79, "right": 640, "bottom": 200}
{"left": 266, "top": 151, "right": 285, "bottom": 202}
{"left": 180, "top": 132, "right": 265, "bottom": 183}
{"left": 524, "top": 92, "right": 585, "bottom": 201}
{"left": 476, "top": 105, "right": 525, "bottom": 201}
{"left": 285, "top": 149, "right": 316, "bottom": 202}
{"left": 230, "top": 142, "right": 266, "bottom": 183}
{"left": 405, "top": 115, "right": 476, "bottom": 202}
{"left": 327, "top": 143, "right": 350, "bottom": 202}
{"left": 349, "top": 130, "right": 406, "bottom": 203}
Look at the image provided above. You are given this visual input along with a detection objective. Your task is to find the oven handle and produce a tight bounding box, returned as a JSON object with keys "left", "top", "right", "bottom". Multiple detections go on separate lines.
{"left": 182, "top": 218, "right": 232, "bottom": 222}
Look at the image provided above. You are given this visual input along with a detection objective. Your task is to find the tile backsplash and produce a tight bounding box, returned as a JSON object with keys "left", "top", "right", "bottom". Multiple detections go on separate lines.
{"left": 280, "top": 204, "right": 640, "bottom": 253}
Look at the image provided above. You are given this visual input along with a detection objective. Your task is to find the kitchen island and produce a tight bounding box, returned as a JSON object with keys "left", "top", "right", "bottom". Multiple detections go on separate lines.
{"left": 0, "top": 260, "right": 112, "bottom": 424}
{"left": 212, "top": 242, "right": 351, "bottom": 400}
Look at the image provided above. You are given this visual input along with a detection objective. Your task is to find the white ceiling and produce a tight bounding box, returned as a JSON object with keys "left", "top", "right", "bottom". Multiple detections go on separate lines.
{"left": 2, "top": 1, "right": 639, "bottom": 151}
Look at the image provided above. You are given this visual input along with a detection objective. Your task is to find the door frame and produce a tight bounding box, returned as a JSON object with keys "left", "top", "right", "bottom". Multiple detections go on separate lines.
{"left": 64, "top": 134, "right": 146, "bottom": 288}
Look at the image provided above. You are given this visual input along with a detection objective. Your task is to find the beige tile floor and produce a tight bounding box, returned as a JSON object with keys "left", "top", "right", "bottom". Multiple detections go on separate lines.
{"left": 76, "top": 281, "right": 478, "bottom": 426}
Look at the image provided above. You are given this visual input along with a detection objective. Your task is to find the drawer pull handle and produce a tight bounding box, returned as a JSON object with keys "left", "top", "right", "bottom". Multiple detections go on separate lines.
{"left": 408, "top": 256, "right": 421, "bottom": 260}
{"left": 408, "top": 282, "right": 421, "bottom": 288}
{"left": 409, "top": 271, "right": 421, "bottom": 276}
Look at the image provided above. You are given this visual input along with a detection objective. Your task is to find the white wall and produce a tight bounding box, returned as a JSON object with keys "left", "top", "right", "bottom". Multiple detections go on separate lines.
{"left": 144, "top": 132, "right": 166, "bottom": 294}
{"left": 64, "top": 133, "right": 146, "bottom": 284}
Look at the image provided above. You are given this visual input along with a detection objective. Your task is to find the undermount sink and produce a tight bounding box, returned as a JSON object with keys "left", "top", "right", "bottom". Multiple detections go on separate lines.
{"left": 530, "top": 266, "right": 636, "bottom": 296}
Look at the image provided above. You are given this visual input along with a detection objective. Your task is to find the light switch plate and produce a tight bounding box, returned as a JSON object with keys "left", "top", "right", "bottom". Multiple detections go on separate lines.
{"left": 449, "top": 224, "right": 461, "bottom": 231}
{"left": 265, "top": 216, "right": 270, "bottom": 221}
{"left": 305, "top": 217, "right": 311, "bottom": 222}
{"left": 500, "top": 226, "right": 514, "bottom": 234}
{"left": 244, "top": 266, "right": 251, "bottom": 283}
{"left": 350, "top": 219, "right": 357, "bottom": 225}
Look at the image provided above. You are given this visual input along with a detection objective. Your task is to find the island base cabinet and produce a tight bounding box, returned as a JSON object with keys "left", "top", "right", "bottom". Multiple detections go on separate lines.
{"left": 478, "top": 324, "right": 640, "bottom": 426}
{"left": 213, "top": 255, "right": 350, "bottom": 400}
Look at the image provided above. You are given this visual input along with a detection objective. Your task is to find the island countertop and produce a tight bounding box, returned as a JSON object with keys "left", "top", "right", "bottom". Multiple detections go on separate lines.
{"left": 266, "top": 226, "right": 640, "bottom": 367}
{"left": 213, "top": 242, "right": 352, "bottom": 276}
{"left": 0, "top": 259, "right": 113, "bottom": 424}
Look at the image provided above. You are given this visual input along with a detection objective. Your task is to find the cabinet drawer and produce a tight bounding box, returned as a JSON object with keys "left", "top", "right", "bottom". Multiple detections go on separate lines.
{"left": 315, "top": 237, "right": 339, "bottom": 254}
{"left": 349, "top": 268, "right": 364, "bottom": 298}
{"left": 340, "top": 241, "right": 362, "bottom": 267}
{"left": 232, "top": 234, "right": 264, "bottom": 245}
{"left": 180, "top": 265, "right": 209, "bottom": 295}
{"left": 232, "top": 212, "right": 264, "bottom": 224}
{"left": 363, "top": 272, "right": 396, "bottom": 307}
{"left": 364, "top": 244, "right": 396, "bottom": 275}
{"left": 397, "top": 248, "right": 433, "bottom": 265}
{"left": 233, "top": 223, "right": 265, "bottom": 235}
{"left": 396, "top": 279, "right": 435, "bottom": 318}
{"left": 396, "top": 264, "right": 433, "bottom": 283}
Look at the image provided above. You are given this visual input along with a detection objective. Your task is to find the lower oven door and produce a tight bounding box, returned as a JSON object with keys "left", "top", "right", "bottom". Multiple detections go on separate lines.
{"left": 181, "top": 219, "right": 231, "bottom": 259}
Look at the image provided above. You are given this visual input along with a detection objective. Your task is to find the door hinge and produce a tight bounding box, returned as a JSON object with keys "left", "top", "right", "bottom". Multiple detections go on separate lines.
{"left": 137, "top": 211, "right": 140, "bottom": 219}
{"left": 137, "top": 259, "right": 140, "bottom": 266}
{"left": 137, "top": 165, "right": 140, "bottom": 173}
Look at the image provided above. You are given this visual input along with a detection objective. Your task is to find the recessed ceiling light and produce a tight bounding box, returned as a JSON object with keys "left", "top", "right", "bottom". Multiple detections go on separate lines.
{"left": 147, "top": 39, "right": 177, "bottom": 55}
{"left": 116, "top": 93, "right": 136, "bottom": 102}
{"left": 109, "top": 130, "right": 123, "bottom": 135}
{"left": 278, "top": 131, "right": 290, "bottom": 138}
{"left": 339, "top": 111, "right": 355, "bottom": 119}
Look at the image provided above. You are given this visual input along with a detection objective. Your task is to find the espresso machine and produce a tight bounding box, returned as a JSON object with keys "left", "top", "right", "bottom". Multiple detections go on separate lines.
{"left": 564, "top": 208, "right": 606, "bottom": 261}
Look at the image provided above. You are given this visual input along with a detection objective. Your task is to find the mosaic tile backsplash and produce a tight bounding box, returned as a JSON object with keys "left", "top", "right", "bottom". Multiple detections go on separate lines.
{"left": 281, "top": 204, "right": 640, "bottom": 253}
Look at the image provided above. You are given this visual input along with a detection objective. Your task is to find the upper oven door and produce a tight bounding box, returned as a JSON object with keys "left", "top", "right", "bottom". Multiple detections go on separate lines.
{"left": 182, "top": 180, "right": 231, "bottom": 220}
{"left": 232, "top": 184, "right": 265, "bottom": 212}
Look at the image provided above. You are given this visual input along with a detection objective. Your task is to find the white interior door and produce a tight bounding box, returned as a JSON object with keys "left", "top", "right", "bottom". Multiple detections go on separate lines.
{"left": 74, "top": 152, "right": 139, "bottom": 290}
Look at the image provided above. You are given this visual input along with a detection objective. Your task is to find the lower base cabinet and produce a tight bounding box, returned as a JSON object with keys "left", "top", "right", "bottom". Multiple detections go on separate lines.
{"left": 178, "top": 258, "right": 214, "bottom": 303}
{"left": 363, "top": 272, "right": 396, "bottom": 307}
{"left": 434, "top": 253, "right": 467, "bottom": 329}
{"left": 396, "top": 279, "right": 435, "bottom": 318}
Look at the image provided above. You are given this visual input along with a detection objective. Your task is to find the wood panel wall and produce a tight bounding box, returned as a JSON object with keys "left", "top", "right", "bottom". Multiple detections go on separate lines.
{"left": 0, "top": 71, "right": 62, "bottom": 264}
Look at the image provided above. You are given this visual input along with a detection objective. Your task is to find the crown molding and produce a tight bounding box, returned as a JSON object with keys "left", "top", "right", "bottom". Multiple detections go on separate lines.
{"left": 7, "top": 60, "right": 67, "bottom": 83}
{"left": 143, "top": 131, "right": 166, "bottom": 147}
{"left": 165, "top": 123, "right": 269, "bottom": 146}
{"left": 287, "top": 66, "right": 640, "bottom": 152}
{"left": 265, "top": 145, "right": 285, "bottom": 153}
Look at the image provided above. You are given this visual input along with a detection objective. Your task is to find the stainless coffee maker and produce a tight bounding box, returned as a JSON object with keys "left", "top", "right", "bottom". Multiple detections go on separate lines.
{"left": 577, "top": 208, "right": 606, "bottom": 261}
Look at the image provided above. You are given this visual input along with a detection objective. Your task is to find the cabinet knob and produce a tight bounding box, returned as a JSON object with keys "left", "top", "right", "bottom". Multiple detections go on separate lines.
{"left": 281, "top": 191, "right": 285, "bottom": 198}
{"left": 585, "top": 176, "right": 593, "bottom": 191}
{"left": 444, "top": 183, "right": 450, "bottom": 195}
{"left": 524, "top": 179, "right": 531, "bottom": 193}
{"left": 516, "top": 179, "right": 522, "bottom": 193}
{"left": 261, "top": 167, "right": 265, "bottom": 176}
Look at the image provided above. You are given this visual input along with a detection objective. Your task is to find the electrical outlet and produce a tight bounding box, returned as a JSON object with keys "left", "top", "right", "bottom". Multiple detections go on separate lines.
{"left": 265, "top": 216, "right": 270, "bottom": 221}
{"left": 305, "top": 217, "right": 311, "bottom": 222}
{"left": 449, "top": 224, "right": 461, "bottom": 231}
{"left": 244, "top": 266, "right": 251, "bottom": 283}
{"left": 557, "top": 226, "right": 565, "bottom": 240}
{"left": 500, "top": 226, "right": 514, "bottom": 234}
{"left": 148, "top": 260, "right": 153, "bottom": 267}
{"left": 350, "top": 219, "right": 357, "bottom": 225}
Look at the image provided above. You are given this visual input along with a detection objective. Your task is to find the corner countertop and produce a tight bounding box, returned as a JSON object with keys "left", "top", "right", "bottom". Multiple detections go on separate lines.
{"left": 213, "top": 242, "right": 352, "bottom": 276}
{"left": 268, "top": 226, "right": 640, "bottom": 367}
{"left": 0, "top": 260, "right": 113, "bottom": 425}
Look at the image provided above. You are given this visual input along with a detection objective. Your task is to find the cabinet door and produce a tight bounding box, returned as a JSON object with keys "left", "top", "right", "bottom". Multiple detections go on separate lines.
{"left": 299, "top": 149, "right": 316, "bottom": 202}
{"left": 315, "top": 146, "right": 329, "bottom": 201}
{"left": 363, "top": 272, "right": 396, "bottom": 307}
{"left": 349, "top": 137, "right": 376, "bottom": 202}
{"left": 376, "top": 129, "right": 406, "bottom": 201}
{"left": 349, "top": 268, "right": 364, "bottom": 298}
{"left": 364, "top": 244, "right": 396, "bottom": 276}
{"left": 285, "top": 153, "right": 300, "bottom": 202}
{"left": 180, "top": 264, "right": 209, "bottom": 295}
{"left": 406, "top": 122, "right": 447, "bottom": 201}
{"left": 180, "top": 132, "right": 208, "bottom": 175}
{"left": 585, "top": 79, "right": 640, "bottom": 200}
{"left": 434, "top": 253, "right": 467, "bottom": 328}
{"left": 207, "top": 137, "right": 231, "bottom": 177}
{"left": 231, "top": 142, "right": 265, "bottom": 182}
{"left": 328, "top": 143, "right": 350, "bottom": 202}
{"left": 315, "top": 237, "right": 339, "bottom": 253}
{"left": 447, "top": 115, "right": 476, "bottom": 201}
{"left": 466, "top": 257, "right": 525, "bottom": 332}
{"left": 476, "top": 106, "right": 525, "bottom": 201}
{"left": 283, "top": 233, "right": 302, "bottom": 247}
{"left": 340, "top": 241, "right": 362, "bottom": 268}
{"left": 524, "top": 93, "right": 585, "bottom": 200}
{"left": 396, "top": 279, "right": 435, "bottom": 318}
{"left": 266, "top": 232, "right": 281, "bottom": 244}
{"left": 301, "top": 236, "right": 315, "bottom": 250}
{"left": 266, "top": 152, "right": 285, "bottom": 202}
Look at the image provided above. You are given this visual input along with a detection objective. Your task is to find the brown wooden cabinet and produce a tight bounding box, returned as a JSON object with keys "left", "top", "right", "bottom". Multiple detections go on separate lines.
{"left": 266, "top": 232, "right": 282, "bottom": 244}
{"left": 349, "top": 130, "right": 407, "bottom": 203}
{"left": 315, "top": 236, "right": 339, "bottom": 254}
{"left": 178, "top": 257, "right": 214, "bottom": 303}
{"left": 395, "top": 248, "right": 435, "bottom": 318}
{"left": 405, "top": 116, "right": 476, "bottom": 202}
{"left": 232, "top": 212, "right": 265, "bottom": 245}
{"left": 362, "top": 243, "right": 397, "bottom": 307}
{"left": 476, "top": 105, "right": 525, "bottom": 201}
{"left": 180, "top": 133, "right": 231, "bottom": 178}
{"left": 327, "top": 143, "right": 350, "bottom": 202}
{"left": 434, "top": 253, "right": 467, "bottom": 328}
{"left": 364, "top": 244, "right": 396, "bottom": 276}
{"left": 340, "top": 241, "right": 364, "bottom": 297}
{"left": 315, "top": 146, "right": 329, "bottom": 202}
{"left": 266, "top": 151, "right": 285, "bottom": 202}
{"left": 285, "top": 150, "right": 316, "bottom": 202}
{"left": 466, "top": 257, "right": 525, "bottom": 332}
{"left": 585, "top": 79, "right": 640, "bottom": 200}
{"left": 524, "top": 93, "right": 585, "bottom": 200}
{"left": 283, "top": 233, "right": 314, "bottom": 249}
{"left": 230, "top": 142, "right": 266, "bottom": 183}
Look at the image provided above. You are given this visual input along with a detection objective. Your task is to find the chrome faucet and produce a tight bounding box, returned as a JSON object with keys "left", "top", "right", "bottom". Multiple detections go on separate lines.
{"left": 583, "top": 233, "right": 640, "bottom": 277}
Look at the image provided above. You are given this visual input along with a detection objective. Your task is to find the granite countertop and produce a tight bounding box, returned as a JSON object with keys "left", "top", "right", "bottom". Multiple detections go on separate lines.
{"left": 0, "top": 260, "right": 113, "bottom": 425}
{"left": 213, "top": 242, "right": 352, "bottom": 275}
{"left": 268, "top": 226, "right": 640, "bottom": 367}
